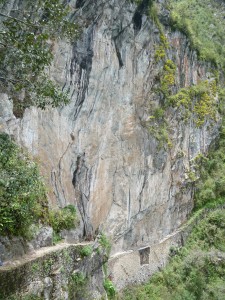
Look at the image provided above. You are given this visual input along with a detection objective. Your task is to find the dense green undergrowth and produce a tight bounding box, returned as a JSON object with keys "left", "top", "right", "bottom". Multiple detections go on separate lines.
{"left": 169, "top": 0, "right": 225, "bottom": 68}
{"left": 0, "top": 133, "right": 77, "bottom": 238}
{"left": 194, "top": 101, "right": 225, "bottom": 209}
{"left": 0, "top": 133, "right": 47, "bottom": 237}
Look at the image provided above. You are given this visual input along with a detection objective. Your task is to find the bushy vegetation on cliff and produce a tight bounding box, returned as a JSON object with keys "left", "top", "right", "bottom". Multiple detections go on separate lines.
{"left": 0, "top": 133, "right": 47, "bottom": 237}
{"left": 119, "top": 0, "right": 225, "bottom": 299}
{"left": 0, "top": 133, "right": 77, "bottom": 238}
{"left": 195, "top": 110, "right": 225, "bottom": 209}
{"left": 166, "top": 0, "right": 225, "bottom": 209}
{"left": 169, "top": 0, "right": 225, "bottom": 68}
{"left": 0, "top": 0, "right": 79, "bottom": 238}
{"left": 0, "top": 0, "right": 79, "bottom": 116}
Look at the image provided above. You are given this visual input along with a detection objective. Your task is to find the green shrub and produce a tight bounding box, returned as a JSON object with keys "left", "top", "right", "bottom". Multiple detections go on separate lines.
{"left": 194, "top": 104, "right": 225, "bottom": 209}
{"left": 104, "top": 279, "right": 116, "bottom": 299}
{"left": 0, "top": 133, "right": 47, "bottom": 237}
{"left": 0, "top": 133, "right": 78, "bottom": 238}
{"left": 52, "top": 231, "right": 62, "bottom": 245}
{"left": 49, "top": 205, "right": 77, "bottom": 234}
{"left": 98, "top": 233, "right": 111, "bottom": 256}
{"left": 148, "top": 2, "right": 160, "bottom": 26}
{"left": 160, "top": 59, "right": 176, "bottom": 97}
{"left": 79, "top": 245, "right": 93, "bottom": 258}
{"left": 148, "top": 121, "right": 172, "bottom": 149}
{"left": 69, "top": 272, "right": 88, "bottom": 298}
{"left": 188, "top": 211, "right": 225, "bottom": 251}
{"left": 168, "top": 80, "right": 218, "bottom": 127}
{"left": 153, "top": 107, "right": 165, "bottom": 119}
{"left": 70, "top": 272, "right": 86, "bottom": 286}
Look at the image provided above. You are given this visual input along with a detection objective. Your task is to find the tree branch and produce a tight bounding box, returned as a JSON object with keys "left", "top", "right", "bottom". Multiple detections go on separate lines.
{"left": 0, "top": 12, "right": 37, "bottom": 27}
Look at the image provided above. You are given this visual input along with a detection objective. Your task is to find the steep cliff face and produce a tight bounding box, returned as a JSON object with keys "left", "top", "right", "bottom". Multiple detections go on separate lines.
{"left": 0, "top": 0, "right": 220, "bottom": 289}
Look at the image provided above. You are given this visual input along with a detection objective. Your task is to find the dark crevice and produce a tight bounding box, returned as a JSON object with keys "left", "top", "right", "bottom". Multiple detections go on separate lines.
{"left": 112, "top": 22, "right": 132, "bottom": 69}
{"left": 72, "top": 154, "right": 93, "bottom": 239}
{"left": 70, "top": 25, "right": 94, "bottom": 121}
{"left": 138, "top": 0, "right": 153, "bottom": 13}
{"left": 139, "top": 247, "right": 150, "bottom": 265}
{"left": 72, "top": 155, "right": 82, "bottom": 187}
{"left": 132, "top": 0, "right": 153, "bottom": 32}
{"left": 114, "top": 41, "right": 124, "bottom": 68}
{"left": 68, "top": 3, "right": 105, "bottom": 122}
{"left": 75, "top": 0, "right": 85, "bottom": 9}
{"left": 133, "top": 11, "right": 142, "bottom": 31}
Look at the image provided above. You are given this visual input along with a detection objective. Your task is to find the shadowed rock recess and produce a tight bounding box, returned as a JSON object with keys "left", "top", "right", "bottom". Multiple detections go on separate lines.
{"left": 0, "top": 0, "right": 221, "bottom": 298}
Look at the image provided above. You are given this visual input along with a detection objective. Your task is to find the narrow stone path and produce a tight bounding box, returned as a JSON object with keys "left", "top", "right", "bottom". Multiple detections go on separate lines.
{"left": 0, "top": 241, "right": 92, "bottom": 271}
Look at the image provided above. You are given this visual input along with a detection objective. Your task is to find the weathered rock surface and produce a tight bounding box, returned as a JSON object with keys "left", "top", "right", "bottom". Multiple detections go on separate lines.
{"left": 109, "top": 205, "right": 225, "bottom": 289}
{"left": 31, "top": 226, "right": 53, "bottom": 249}
{"left": 0, "top": 0, "right": 220, "bottom": 290}
{"left": 0, "top": 226, "right": 53, "bottom": 262}
{"left": 0, "top": 242, "right": 106, "bottom": 300}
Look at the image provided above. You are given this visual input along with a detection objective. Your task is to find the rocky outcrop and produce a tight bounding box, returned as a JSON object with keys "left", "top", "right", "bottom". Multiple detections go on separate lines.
{"left": 0, "top": 226, "right": 53, "bottom": 262}
{"left": 0, "top": 242, "right": 106, "bottom": 300}
{"left": 0, "top": 0, "right": 220, "bottom": 290}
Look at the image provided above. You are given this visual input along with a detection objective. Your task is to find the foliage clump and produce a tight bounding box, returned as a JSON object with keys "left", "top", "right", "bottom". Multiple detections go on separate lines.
{"left": 169, "top": 0, "right": 225, "bottom": 68}
{"left": 48, "top": 205, "right": 77, "bottom": 234}
{"left": 0, "top": 133, "right": 47, "bottom": 237}
{"left": 168, "top": 80, "right": 218, "bottom": 126}
{"left": 98, "top": 233, "right": 112, "bottom": 256}
{"left": 148, "top": 120, "right": 172, "bottom": 149}
{"left": 148, "top": 60, "right": 176, "bottom": 149}
{"left": 104, "top": 279, "right": 116, "bottom": 299}
{"left": 79, "top": 245, "right": 93, "bottom": 258}
{"left": 0, "top": 133, "right": 77, "bottom": 238}
{"left": 154, "top": 34, "right": 169, "bottom": 62}
{"left": 0, "top": 0, "right": 80, "bottom": 115}
{"left": 150, "top": 1, "right": 169, "bottom": 63}
{"left": 69, "top": 272, "right": 88, "bottom": 299}
{"left": 160, "top": 59, "right": 176, "bottom": 97}
{"left": 194, "top": 95, "right": 225, "bottom": 209}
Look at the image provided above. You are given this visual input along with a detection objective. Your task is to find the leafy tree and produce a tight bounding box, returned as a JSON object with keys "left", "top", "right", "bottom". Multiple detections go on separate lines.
{"left": 0, "top": 0, "right": 79, "bottom": 116}
{"left": 0, "top": 133, "right": 78, "bottom": 237}
{"left": 0, "top": 133, "right": 47, "bottom": 237}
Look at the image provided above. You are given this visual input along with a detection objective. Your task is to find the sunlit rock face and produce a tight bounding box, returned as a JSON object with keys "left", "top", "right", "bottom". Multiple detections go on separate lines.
{"left": 0, "top": 0, "right": 219, "bottom": 272}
